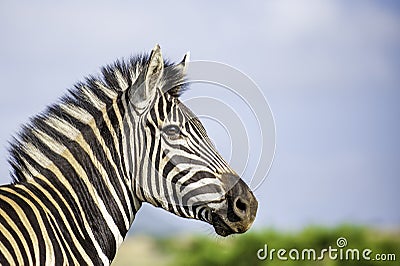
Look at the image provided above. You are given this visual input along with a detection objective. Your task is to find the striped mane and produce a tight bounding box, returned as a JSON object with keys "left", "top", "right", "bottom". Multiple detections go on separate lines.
{"left": 8, "top": 54, "right": 184, "bottom": 184}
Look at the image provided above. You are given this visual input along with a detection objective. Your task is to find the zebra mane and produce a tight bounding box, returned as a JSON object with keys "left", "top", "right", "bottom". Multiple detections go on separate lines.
{"left": 8, "top": 54, "right": 186, "bottom": 184}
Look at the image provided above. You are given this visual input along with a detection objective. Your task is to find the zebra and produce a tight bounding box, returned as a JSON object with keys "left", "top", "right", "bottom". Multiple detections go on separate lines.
{"left": 0, "top": 45, "right": 258, "bottom": 265}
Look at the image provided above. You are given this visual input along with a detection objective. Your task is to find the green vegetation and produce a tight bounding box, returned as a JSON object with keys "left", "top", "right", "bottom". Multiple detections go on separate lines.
{"left": 154, "top": 225, "right": 399, "bottom": 266}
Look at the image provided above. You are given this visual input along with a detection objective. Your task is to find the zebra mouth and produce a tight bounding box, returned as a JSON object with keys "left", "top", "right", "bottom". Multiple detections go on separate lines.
{"left": 211, "top": 212, "right": 236, "bottom": 237}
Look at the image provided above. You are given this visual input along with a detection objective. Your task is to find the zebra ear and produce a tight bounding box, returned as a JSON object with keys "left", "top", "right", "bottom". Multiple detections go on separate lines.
{"left": 165, "top": 52, "right": 190, "bottom": 97}
{"left": 175, "top": 51, "right": 190, "bottom": 75}
{"left": 145, "top": 44, "right": 164, "bottom": 89}
{"left": 130, "top": 44, "right": 164, "bottom": 110}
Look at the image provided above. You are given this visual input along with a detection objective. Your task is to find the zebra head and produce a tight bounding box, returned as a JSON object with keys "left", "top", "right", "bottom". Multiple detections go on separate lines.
{"left": 130, "top": 45, "right": 258, "bottom": 236}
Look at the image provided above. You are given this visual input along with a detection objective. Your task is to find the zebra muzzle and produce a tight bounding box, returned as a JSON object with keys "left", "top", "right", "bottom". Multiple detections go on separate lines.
{"left": 211, "top": 176, "right": 258, "bottom": 237}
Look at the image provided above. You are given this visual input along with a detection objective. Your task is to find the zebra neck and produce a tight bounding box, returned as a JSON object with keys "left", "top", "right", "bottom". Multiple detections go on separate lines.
{"left": 6, "top": 97, "right": 143, "bottom": 263}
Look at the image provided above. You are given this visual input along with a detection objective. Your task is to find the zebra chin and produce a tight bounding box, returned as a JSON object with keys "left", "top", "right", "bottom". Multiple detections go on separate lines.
{"left": 210, "top": 176, "right": 258, "bottom": 237}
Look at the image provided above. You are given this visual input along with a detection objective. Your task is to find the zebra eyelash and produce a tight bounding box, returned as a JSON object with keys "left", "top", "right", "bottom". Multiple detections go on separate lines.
{"left": 162, "top": 125, "right": 181, "bottom": 137}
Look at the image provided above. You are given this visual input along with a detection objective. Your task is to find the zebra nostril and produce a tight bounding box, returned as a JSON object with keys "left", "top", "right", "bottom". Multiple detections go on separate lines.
{"left": 233, "top": 196, "right": 249, "bottom": 220}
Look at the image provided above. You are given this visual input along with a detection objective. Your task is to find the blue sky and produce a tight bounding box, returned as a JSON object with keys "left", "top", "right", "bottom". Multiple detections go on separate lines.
{"left": 0, "top": 0, "right": 399, "bottom": 235}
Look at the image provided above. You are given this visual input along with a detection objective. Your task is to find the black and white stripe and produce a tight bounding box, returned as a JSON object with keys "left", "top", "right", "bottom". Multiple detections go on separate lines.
{"left": 0, "top": 45, "right": 240, "bottom": 265}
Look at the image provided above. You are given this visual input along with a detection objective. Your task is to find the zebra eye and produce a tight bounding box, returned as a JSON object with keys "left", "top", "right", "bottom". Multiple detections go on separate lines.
{"left": 163, "top": 125, "right": 181, "bottom": 137}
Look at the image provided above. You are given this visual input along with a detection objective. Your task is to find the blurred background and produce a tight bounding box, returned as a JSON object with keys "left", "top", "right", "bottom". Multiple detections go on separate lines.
{"left": 0, "top": 0, "right": 399, "bottom": 265}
